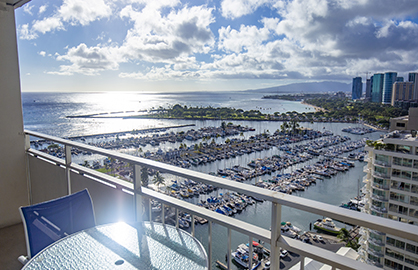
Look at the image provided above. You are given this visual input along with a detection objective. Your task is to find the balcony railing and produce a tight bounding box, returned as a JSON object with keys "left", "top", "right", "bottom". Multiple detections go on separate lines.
{"left": 371, "top": 181, "right": 390, "bottom": 190}
{"left": 23, "top": 130, "right": 418, "bottom": 270}
{"left": 371, "top": 194, "right": 389, "bottom": 202}
{"left": 374, "top": 160, "right": 391, "bottom": 168}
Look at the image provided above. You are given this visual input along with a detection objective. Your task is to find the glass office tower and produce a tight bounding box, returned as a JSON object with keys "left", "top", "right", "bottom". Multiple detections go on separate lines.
{"left": 372, "top": 74, "right": 384, "bottom": 103}
{"left": 382, "top": 72, "right": 398, "bottom": 104}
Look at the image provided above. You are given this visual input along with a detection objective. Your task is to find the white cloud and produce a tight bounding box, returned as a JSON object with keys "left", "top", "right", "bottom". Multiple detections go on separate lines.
{"left": 38, "top": 5, "right": 48, "bottom": 15}
{"left": 58, "top": 0, "right": 112, "bottom": 26}
{"left": 218, "top": 25, "right": 270, "bottom": 53}
{"left": 221, "top": 0, "right": 274, "bottom": 19}
{"left": 32, "top": 17, "right": 64, "bottom": 34}
{"left": 39, "top": 51, "right": 46, "bottom": 57}
{"left": 20, "top": 0, "right": 112, "bottom": 38}
{"left": 23, "top": 4, "right": 34, "bottom": 15}
{"left": 19, "top": 24, "right": 38, "bottom": 40}
{"left": 50, "top": 43, "right": 121, "bottom": 75}
{"left": 119, "top": 4, "right": 215, "bottom": 63}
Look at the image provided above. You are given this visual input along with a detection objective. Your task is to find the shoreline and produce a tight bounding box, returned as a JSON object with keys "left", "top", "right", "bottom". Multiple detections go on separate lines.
{"left": 63, "top": 124, "right": 195, "bottom": 139}
{"left": 363, "top": 123, "right": 386, "bottom": 132}
{"left": 301, "top": 101, "right": 327, "bottom": 112}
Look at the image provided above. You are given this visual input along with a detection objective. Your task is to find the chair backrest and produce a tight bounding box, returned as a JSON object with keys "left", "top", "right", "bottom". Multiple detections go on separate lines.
{"left": 20, "top": 189, "right": 96, "bottom": 258}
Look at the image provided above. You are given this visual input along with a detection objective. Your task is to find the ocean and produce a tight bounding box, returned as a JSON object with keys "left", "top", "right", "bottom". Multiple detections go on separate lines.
{"left": 22, "top": 91, "right": 315, "bottom": 137}
{"left": 21, "top": 91, "right": 383, "bottom": 269}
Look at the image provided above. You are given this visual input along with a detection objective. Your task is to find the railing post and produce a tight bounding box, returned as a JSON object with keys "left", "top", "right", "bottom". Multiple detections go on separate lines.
{"left": 162, "top": 203, "right": 165, "bottom": 224}
{"left": 271, "top": 202, "right": 282, "bottom": 270}
{"left": 191, "top": 214, "right": 195, "bottom": 237}
{"left": 208, "top": 221, "right": 212, "bottom": 270}
{"left": 24, "top": 133, "right": 32, "bottom": 205}
{"left": 249, "top": 236, "right": 253, "bottom": 270}
{"left": 133, "top": 165, "right": 143, "bottom": 222}
{"left": 148, "top": 200, "right": 152, "bottom": 223}
{"left": 300, "top": 256, "right": 305, "bottom": 270}
{"left": 65, "top": 145, "right": 72, "bottom": 194}
{"left": 176, "top": 208, "right": 179, "bottom": 229}
{"left": 227, "top": 228, "right": 231, "bottom": 269}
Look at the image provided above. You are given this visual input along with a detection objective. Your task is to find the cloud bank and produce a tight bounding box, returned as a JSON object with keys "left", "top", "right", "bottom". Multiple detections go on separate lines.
{"left": 17, "top": 0, "right": 418, "bottom": 83}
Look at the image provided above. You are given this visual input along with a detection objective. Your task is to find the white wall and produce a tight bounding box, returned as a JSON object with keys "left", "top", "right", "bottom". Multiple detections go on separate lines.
{"left": 0, "top": 4, "right": 29, "bottom": 228}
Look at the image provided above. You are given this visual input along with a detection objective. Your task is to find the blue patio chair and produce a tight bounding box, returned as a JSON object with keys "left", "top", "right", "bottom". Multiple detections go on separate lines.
{"left": 19, "top": 189, "right": 96, "bottom": 263}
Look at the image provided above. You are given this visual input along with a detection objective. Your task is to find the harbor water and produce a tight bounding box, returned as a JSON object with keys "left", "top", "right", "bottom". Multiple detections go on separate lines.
{"left": 22, "top": 91, "right": 384, "bottom": 269}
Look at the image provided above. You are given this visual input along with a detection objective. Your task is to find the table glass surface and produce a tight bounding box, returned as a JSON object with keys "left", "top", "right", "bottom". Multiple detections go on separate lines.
{"left": 22, "top": 222, "right": 208, "bottom": 270}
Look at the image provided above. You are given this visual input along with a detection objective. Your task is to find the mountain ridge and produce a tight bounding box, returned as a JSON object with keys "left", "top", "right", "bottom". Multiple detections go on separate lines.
{"left": 246, "top": 81, "right": 351, "bottom": 93}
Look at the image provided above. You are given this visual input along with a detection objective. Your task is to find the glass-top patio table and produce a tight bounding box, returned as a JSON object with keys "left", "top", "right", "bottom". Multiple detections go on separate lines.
{"left": 22, "top": 221, "right": 208, "bottom": 270}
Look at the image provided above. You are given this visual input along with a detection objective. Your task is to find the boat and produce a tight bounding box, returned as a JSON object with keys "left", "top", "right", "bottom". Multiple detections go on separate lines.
{"left": 281, "top": 225, "right": 297, "bottom": 238}
{"left": 231, "top": 244, "right": 259, "bottom": 269}
{"left": 283, "top": 221, "right": 301, "bottom": 233}
{"left": 314, "top": 217, "right": 341, "bottom": 235}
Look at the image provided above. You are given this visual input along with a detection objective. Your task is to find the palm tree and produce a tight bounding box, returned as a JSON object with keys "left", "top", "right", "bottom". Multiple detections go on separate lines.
{"left": 290, "top": 119, "right": 299, "bottom": 134}
{"left": 337, "top": 228, "right": 350, "bottom": 242}
{"left": 153, "top": 171, "right": 165, "bottom": 191}
{"left": 141, "top": 167, "right": 149, "bottom": 187}
{"left": 221, "top": 121, "right": 226, "bottom": 130}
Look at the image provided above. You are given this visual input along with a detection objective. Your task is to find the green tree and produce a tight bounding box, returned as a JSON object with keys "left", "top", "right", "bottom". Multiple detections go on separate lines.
{"left": 141, "top": 167, "right": 149, "bottom": 187}
{"left": 337, "top": 228, "right": 350, "bottom": 242}
{"left": 290, "top": 120, "right": 299, "bottom": 133}
{"left": 153, "top": 171, "right": 165, "bottom": 191}
{"left": 221, "top": 121, "right": 226, "bottom": 130}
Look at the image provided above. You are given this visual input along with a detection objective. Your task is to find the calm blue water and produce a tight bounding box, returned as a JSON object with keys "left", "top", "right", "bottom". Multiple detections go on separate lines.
{"left": 22, "top": 91, "right": 382, "bottom": 269}
{"left": 22, "top": 91, "right": 315, "bottom": 137}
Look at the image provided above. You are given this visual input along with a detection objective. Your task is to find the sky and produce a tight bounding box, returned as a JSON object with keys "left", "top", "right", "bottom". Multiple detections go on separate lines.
{"left": 15, "top": 0, "right": 418, "bottom": 92}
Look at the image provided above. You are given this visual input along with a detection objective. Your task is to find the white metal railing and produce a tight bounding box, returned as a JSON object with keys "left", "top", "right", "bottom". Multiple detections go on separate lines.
{"left": 24, "top": 130, "right": 418, "bottom": 270}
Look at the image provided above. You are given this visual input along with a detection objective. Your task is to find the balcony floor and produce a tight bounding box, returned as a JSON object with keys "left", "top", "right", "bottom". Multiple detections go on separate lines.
{"left": 0, "top": 223, "right": 26, "bottom": 270}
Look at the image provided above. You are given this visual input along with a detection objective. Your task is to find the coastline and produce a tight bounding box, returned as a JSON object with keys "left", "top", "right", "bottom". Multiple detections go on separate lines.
{"left": 363, "top": 122, "right": 386, "bottom": 132}
{"left": 301, "top": 101, "right": 327, "bottom": 112}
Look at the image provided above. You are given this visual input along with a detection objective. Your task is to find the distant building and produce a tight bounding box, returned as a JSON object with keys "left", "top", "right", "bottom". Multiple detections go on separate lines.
{"left": 396, "top": 77, "right": 404, "bottom": 82}
{"left": 335, "top": 91, "right": 346, "bottom": 98}
{"left": 360, "top": 108, "right": 418, "bottom": 269}
{"left": 382, "top": 72, "right": 397, "bottom": 104}
{"left": 352, "top": 77, "right": 363, "bottom": 100}
{"left": 391, "top": 82, "right": 415, "bottom": 106}
{"left": 372, "top": 73, "right": 385, "bottom": 103}
{"left": 366, "top": 78, "right": 372, "bottom": 101}
{"left": 409, "top": 72, "right": 418, "bottom": 99}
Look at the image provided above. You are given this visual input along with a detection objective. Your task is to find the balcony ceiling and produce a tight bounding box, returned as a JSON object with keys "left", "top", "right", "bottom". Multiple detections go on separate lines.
{"left": 0, "top": 0, "right": 31, "bottom": 8}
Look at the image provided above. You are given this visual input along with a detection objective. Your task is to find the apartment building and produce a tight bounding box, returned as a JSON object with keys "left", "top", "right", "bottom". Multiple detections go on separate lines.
{"left": 360, "top": 108, "right": 418, "bottom": 269}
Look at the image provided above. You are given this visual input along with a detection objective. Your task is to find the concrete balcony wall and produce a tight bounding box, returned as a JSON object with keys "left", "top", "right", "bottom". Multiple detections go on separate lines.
{"left": 0, "top": 3, "right": 29, "bottom": 228}
{"left": 27, "top": 155, "right": 67, "bottom": 204}
{"left": 71, "top": 172, "right": 135, "bottom": 225}
{"left": 27, "top": 153, "right": 136, "bottom": 225}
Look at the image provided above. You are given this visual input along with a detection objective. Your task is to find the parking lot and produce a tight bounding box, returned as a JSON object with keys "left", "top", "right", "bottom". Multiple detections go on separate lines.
{"left": 280, "top": 232, "right": 345, "bottom": 269}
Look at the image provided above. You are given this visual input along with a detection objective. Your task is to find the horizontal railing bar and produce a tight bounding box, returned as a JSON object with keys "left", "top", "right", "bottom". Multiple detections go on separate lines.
{"left": 27, "top": 149, "right": 64, "bottom": 165}
{"left": 279, "top": 237, "right": 379, "bottom": 270}
{"left": 25, "top": 130, "right": 418, "bottom": 243}
{"left": 71, "top": 163, "right": 133, "bottom": 190}
{"left": 28, "top": 149, "right": 134, "bottom": 191}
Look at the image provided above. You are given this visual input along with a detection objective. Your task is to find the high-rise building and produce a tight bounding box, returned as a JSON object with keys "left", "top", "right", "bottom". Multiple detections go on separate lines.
{"left": 366, "top": 78, "right": 372, "bottom": 101}
{"left": 382, "top": 72, "right": 398, "bottom": 104}
{"left": 408, "top": 73, "right": 417, "bottom": 83}
{"left": 391, "top": 82, "right": 415, "bottom": 106}
{"left": 409, "top": 73, "right": 418, "bottom": 100}
{"left": 360, "top": 108, "right": 418, "bottom": 269}
{"left": 372, "top": 74, "right": 385, "bottom": 103}
{"left": 352, "top": 77, "right": 363, "bottom": 100}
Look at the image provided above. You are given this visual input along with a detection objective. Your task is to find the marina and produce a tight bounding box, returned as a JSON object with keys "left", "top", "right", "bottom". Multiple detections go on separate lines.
{"left": 21, "top": 92, "right": 385, "bottom": 269}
